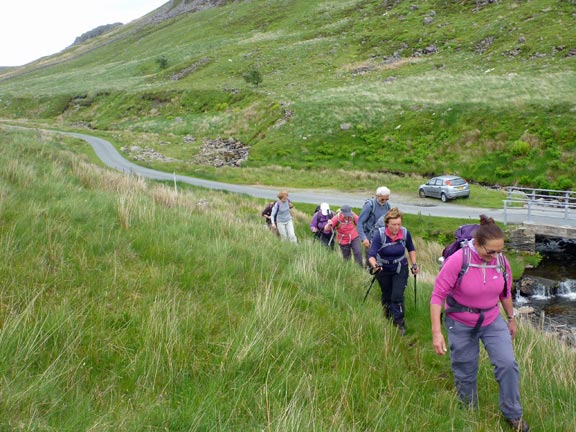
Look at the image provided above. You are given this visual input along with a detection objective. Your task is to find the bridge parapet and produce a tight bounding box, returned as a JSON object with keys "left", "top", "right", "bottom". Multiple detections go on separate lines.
{"left": 503, "top": 187, "right": 576, "bottom": 225}
{"left": 507, "top": 225, "right": 536, "bottom": 253}
{"left": 507, "top": 222, "right": 576, "bottom": 254}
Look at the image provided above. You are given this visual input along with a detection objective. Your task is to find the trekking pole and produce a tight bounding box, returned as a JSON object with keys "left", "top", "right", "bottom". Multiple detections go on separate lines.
{"left": 312, "top": 230, "right": 320, "bottom": 244}
{"left": 363, "top": 267, "right": 380, "bottom": 304}
{"left": 328, "top": 230, "right": 336, "bottom": 247}
{"left": 413, "top": 273, "right": 417, "bottom": 309}
{"left": 363, "top": 276, "right": 377, "bottom": 304}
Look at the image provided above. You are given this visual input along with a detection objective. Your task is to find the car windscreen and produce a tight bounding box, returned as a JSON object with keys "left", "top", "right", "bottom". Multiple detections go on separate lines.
{"left": 450, "top": 178, "right": 466, "bottom": 186}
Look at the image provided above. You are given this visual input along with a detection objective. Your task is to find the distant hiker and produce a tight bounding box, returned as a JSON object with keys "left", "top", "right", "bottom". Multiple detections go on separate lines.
{"left": 323, "top": 205, "right": 363, "bottom": 267}
{"left": 261, "top": 201, "right": 279, "bottom": 236}
{"left": 430, "top": 215, "right": 529, "bottom": 432}
{"left": 310, "top": 202, "right": 334, "bottom": 249}
{"left": 367, "top": 207, "right": 418, "bottom": 335}
{"left": 357, "top": 187, "right": 392, "bottom": 267}
{"left": 270, "top": 190, "right": 297, "bottom": 243}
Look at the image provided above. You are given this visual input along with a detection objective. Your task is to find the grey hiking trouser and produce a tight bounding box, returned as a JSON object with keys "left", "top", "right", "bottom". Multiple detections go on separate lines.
{"left": 445, "top": 315, "right": 523, "bottom": 420}
{"left": 339, "top": 237, "right": 363, "bottom": 267}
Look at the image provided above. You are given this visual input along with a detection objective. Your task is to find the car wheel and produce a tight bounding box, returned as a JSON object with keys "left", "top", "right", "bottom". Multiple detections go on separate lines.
{"left": 440, "top": 193, "right": 448, "bottom": 202}
{"left": 419, "top": 189, "right": 426, "bottom": 198}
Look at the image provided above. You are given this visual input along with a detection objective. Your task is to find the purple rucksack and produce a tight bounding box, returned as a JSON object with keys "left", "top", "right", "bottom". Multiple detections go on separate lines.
{"left": 441, "top": 224, "right": 479, "bottom": 261}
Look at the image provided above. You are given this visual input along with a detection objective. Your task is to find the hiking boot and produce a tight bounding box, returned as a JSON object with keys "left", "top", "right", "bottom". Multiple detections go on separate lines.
{"left": 395, "top": 323, "right": 406, "bottom": 336}
{"left": 506, "top": 418, "right": 529, "bottom": 432}
{"left": 383, "top": 304, "right": 392, "bottom": 320}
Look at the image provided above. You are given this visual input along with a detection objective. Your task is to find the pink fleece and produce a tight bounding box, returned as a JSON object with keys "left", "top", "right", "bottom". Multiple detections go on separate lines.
{"left": 325, "top": 213, "right": 359, "bottom": 245}
{"left": 430, "top": 244, "right": 512, "bottom": 327}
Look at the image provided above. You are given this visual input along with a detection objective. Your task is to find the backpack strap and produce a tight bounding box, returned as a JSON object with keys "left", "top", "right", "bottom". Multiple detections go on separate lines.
{"left": 377, "top": 227, "right": 407, "bottom": 250}
{"left": 497, "top": 253, "right": 509, "bottom": 297}
{"left": 445, "top": 296, "right": 498, "bottom": 335}
{"left": 315, "top": 211, "right": 334, "bottom": 229}
{"left": 375, "top": 227, "right": 408, "bottom": 273}
{"left": 455, "top": 243, "right": 471, "bottom": 291}
{"left": 363, "top": 197, "right": 376, "bottom": 224}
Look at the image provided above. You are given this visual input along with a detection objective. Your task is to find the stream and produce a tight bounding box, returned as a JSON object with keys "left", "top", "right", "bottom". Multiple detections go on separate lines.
{"left": 517, "top": 237, "right": 576, "bottom": 327}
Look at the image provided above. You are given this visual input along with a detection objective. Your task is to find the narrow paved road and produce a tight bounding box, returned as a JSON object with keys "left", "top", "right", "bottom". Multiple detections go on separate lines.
{"left": 8, "top": 126, "right": 576, "bottom": 227}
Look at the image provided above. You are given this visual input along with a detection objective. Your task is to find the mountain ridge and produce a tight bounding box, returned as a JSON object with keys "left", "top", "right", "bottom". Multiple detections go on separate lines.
{"left": 1, "top": 0, "right": 575, "bottom": 190}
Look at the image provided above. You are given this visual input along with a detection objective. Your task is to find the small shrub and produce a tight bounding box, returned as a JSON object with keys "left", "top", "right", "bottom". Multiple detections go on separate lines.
{"left": 155, "top": 56, "right": 169, "bottom": 70}
{"left": 494, "top": 167, "right": 513, "bottom": 178}
{"left": 242, "top": 69, "right": 263, "bottom": 86}
{"left": 509, "top": 140, "right": 531, "bottom": 157}
{"left": 552, "top": 176, "right": 574, "bottom": 191}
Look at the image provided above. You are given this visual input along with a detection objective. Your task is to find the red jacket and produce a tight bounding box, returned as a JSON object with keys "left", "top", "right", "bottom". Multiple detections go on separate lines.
{"left": 324, "top": 213, "right": 359, "bottom": 245}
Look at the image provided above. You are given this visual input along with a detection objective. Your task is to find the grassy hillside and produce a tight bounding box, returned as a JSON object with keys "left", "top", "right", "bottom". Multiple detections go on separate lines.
{"left": 0, "top": 0, "right": 575, "bottom": 192}
{"left": 1, "top": 127, "right": 575, "bottom": 431}
{"left": 0, "top": 126, "right": 574, "bottom": 430}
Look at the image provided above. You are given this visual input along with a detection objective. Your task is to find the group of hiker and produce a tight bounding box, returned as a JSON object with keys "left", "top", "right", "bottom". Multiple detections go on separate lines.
{"left": 260, "top": 188, "right": 529, "bottom": 431}
{"left": 262, "top": 187, "right": 419, "bottom": 335}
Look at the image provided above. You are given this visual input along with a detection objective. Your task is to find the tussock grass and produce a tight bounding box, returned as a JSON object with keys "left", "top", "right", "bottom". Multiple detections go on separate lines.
{"left": 0, "top": 127, "right": 574, "bottom": 430}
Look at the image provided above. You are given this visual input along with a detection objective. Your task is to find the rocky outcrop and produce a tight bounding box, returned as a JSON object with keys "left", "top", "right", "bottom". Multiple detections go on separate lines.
{"left": 193, "top": 137, "right": 249, "bottom": 167}
{"left": 515, "top": 275, "right": 559, "bottom": 297}
{"left": 72, "top": 23, "right": 123, "bottom": 46}
{"left": 120, "top": 137, "right": 249, "bottom": 167}
{"left": 171, "top": 57, "right": 211, "bottom": 81}
{"left": 144, "top": 0, "right": 242, "bottom": 24}
{"left": 120, "top": 145, "right": 182, "bottom": 164}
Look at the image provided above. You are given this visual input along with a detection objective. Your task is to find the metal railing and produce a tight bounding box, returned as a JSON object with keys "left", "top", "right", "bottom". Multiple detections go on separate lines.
{"left": 502, "top": 187, "right": 576, "bottom": 224}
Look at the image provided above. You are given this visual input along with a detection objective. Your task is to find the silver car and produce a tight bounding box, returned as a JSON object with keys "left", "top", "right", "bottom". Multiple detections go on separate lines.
{"left": 418, "top": 175, "right": 470, "bottom": 202}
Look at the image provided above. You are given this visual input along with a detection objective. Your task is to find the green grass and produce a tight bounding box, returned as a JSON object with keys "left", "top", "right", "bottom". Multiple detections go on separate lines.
{"left": 0, "top": 127, "right": 573, "bottom": 431}
{"left": 0, "top": 2, "right": 574, "bottom": 429}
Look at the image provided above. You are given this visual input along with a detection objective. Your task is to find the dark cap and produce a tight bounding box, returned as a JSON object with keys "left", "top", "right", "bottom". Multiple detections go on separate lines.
{"left": 340, "top": 205, "right": 353, "bottom": 217}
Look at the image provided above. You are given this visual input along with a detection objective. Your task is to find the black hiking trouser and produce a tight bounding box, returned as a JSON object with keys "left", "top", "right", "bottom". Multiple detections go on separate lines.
{"left": 375, "top": 264, "right": 409, "bottom": 325}
{"left": 317, "top": 232, "right": 335, "bottom": 249}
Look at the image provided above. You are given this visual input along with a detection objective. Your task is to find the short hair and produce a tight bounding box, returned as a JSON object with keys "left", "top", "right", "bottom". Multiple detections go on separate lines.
{"left": 277, "top": 190, "right": 289, "bottom": 200}
{"left": 474, "top": 214, "right": 504, "bottom": 246}
{"left": 384, "top": 207, "right": 402, "bottom": 226}
{"left": 376, "top": 186, "right": 391, "bottom": 196}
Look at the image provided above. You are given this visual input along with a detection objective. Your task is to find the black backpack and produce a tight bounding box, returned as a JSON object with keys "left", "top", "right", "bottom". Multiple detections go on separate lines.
{"left": 313, "top": 205, "right": 333, "bottom": 225}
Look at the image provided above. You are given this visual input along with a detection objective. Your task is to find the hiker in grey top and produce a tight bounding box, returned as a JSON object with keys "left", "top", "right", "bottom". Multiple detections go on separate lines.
{"left": 357, "top": 187, "right": 392, "bottom": 265}
{"left": 270, "top": 190, "right": 297, "bottom": 243}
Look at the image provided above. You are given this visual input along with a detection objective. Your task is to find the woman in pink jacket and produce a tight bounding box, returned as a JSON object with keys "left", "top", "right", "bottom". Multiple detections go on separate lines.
{"left": 430, "top": 215, "right": 528, "bottom": 432}
{"left": 323, "top": 205, "right": 363, "bottom": 267}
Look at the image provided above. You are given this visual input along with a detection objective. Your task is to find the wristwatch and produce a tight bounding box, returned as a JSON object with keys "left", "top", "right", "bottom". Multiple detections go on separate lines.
{"left": 507, "top": 313, "right": 517, "bottom": 321}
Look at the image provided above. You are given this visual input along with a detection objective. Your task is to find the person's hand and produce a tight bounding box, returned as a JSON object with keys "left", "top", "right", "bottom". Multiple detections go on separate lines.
{"left": 507, "top": 318, "right": 517, "bottom": 339}
{"left": 432, "top": 332, "right": 447, "bottom": 355}
{"left": 311, "top": 227, "right": 318, "bottom": 233}
{"left": 362, "top": 239, "right": 370, "bottom": 248}
{"left": 370, "top": 266, "right": 382, "bottom": 275}
{"left": 411, "top": 264, "right": 420, "bottom": 275}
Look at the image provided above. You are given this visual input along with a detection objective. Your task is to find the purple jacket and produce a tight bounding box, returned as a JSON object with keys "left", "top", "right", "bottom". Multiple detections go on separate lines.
{"left": 310, "top": 211, "right": 332, "bottom": 232}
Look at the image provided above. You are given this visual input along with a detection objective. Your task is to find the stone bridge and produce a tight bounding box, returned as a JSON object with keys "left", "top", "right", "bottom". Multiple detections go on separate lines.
{"left": 503, "top": 186, "right": 576, "bottom": 252}
{"left": 508, "top": 223, "right": 576, "bottom": 253}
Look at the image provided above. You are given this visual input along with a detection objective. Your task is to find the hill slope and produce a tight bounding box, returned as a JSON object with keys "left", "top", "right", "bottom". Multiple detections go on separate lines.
{"left": 0, "top": 126, "right": 575, "bottom": 430}
{"left": 1, "top": 0, "right": 575, "bottom": 189}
